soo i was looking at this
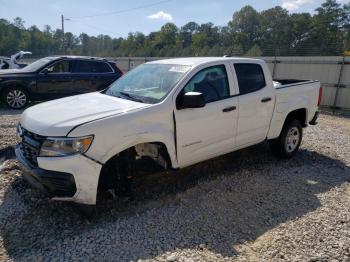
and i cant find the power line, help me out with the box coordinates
[68,0,173,20]
[68,19,121,36]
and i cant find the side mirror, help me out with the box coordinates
[181,92,205,109]
[41,68,49,75]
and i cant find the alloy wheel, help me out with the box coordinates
[6,89,27,109]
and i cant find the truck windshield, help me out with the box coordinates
[106,64,191,104]
[21,57,55,72]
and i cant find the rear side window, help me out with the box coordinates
[234,63,266,95]
[74,61,113,73]
[93,61,113,73]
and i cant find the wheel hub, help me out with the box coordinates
[6,90,27,108]
[285,127,300,153]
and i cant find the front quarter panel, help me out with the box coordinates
[68,102,177,167]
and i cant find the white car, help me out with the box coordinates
[15,57,321,208]
[0,51,32,70]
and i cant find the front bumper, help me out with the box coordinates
[15,145,102,205]
[15,145,77,197]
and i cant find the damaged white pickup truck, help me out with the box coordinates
[15,57,322,207]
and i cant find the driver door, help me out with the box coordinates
[174,64,239,167]
[36,59,74,99]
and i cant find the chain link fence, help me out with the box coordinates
[22,54,350,110]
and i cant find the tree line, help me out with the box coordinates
[0,0,349,58]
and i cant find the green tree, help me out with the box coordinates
[259,7,291,55]
[229,6,261,52]
[0,0,349,58]
[311,0,350,55]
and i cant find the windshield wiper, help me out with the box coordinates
[118,92,144,103]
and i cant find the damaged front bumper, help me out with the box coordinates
[15,145,102,205]
[15,145,77,197]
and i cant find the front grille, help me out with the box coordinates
[19,128,46,167]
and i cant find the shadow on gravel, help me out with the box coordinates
[0,146,15,166]
[1,144,349,261]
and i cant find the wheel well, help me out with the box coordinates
[1,83,28,97]
[284,108,307,127]
[97,142,171,192]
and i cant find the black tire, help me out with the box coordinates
[1,86,29,109]
[269,119,303,158]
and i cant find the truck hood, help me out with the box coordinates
[21,92,149,136]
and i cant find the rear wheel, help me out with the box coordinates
[2,87,28,109]
[269,120,303,158]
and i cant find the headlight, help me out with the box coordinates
[39,136,94,157]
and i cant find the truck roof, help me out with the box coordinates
[146,57,264,67]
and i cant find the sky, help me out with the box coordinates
[0,0,348,38]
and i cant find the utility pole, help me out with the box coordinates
[61,15,65,53]
[61,15,70,53]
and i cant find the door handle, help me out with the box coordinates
[261,97,272,103]
[222,106,237,112]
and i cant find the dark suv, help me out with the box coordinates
[0,56,123,109]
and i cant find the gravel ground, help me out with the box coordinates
[0,109,349,262]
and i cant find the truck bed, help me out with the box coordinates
[273,79,318,89]
[267,79,320,139]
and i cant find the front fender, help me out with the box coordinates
[0,80,31,96]
[68,104,178,168]
[101,131,177,167]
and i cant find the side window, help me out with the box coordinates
[74,61,113,73]
[74,60,94,73]
[234,63,266,95]
[182,65,230,103]
[93,62,113,73]
[47,60,71,73]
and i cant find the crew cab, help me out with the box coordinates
[15,57,321,207]
[0,56,123,109]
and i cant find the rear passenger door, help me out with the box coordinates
[72,60,116,94]
[233,63,275,147]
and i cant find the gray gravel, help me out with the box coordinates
[0,109,349,261]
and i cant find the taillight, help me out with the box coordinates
[317,86,323,107]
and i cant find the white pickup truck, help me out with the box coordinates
[15,57,321,207]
